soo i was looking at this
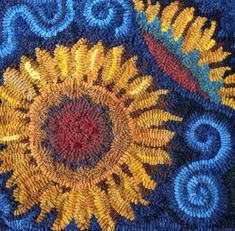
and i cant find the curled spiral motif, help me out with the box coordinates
[172,113,232,224]
[79,0,132,39]
[185,114,232,168]
[174,166,226,223]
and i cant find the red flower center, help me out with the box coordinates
[45,97,113,167]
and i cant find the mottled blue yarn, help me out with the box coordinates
[26,0,64,25]
[169,113,233,224]
[0,0,234,230]
[0,0,74,58]
[195,0,235,40]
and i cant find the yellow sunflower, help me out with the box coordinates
[0,38,181,230]
[133,0,235,109]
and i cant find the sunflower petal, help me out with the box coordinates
[135,128,175,147]
[86,42,104,85]
[125,76,152,97]
[92,186,115,231]
[107,177,135,220]
[128,90,168,112]
[54,45,71,80]
[135,109,182,128]
[127,155,156,190]
[102,46,123,85]
[71,38,88,81]
[135,145,172,165]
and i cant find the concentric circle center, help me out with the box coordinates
[29,80,135,188]
[45,97,114,167]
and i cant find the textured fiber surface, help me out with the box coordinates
[0,0,235,230]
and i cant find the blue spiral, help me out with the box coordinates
[170,113,233,224]
[0,0,74,58]
[173,166,226,223]
[184,114,232,171]
[77,0,133,40]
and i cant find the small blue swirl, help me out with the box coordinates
[84,0,115,28]
[173,167,226,222]
[185,114,232,171]
[76,0,133,42]
[170,113,233,224]
[0,0,74,58]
